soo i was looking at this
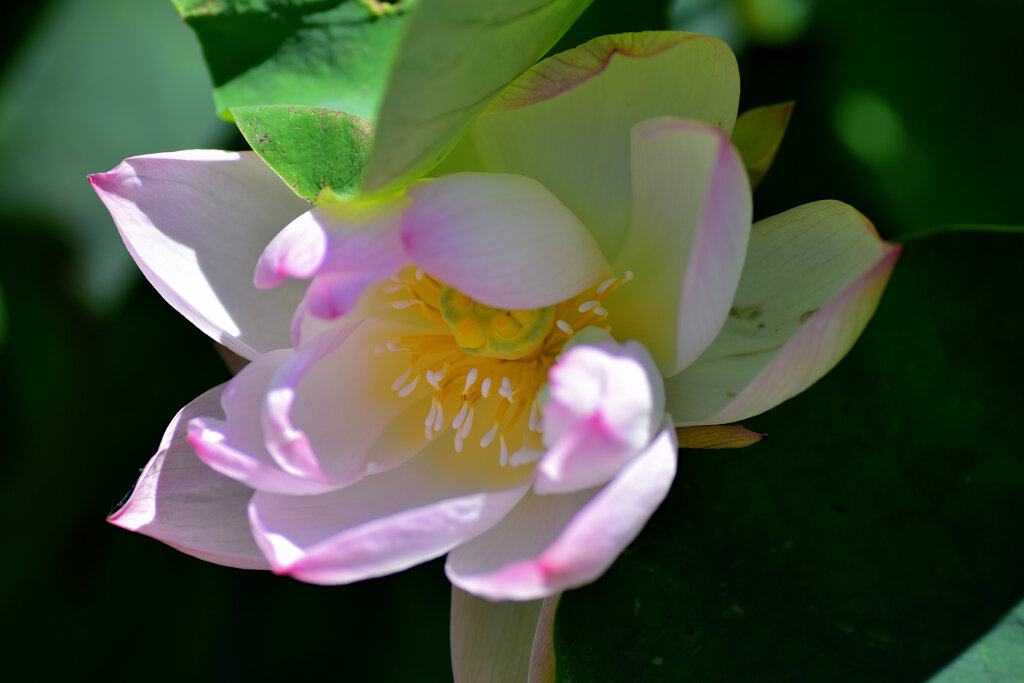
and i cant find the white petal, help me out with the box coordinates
[261,319,440,484]
[455,32,740,259]
[536,340,664,495]
[90,150,310,358]
[108,385,267,569]
[248,433,533,585]
[667,201,901,424]
[450,587,560,683]
[188,349,344,495]
[446,420,677,601]
[609,118,751,375]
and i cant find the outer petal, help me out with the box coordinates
[609,118,752,376]
[188,316,435,494]
[446,419,677,601]
[441,32,740,259]
[535,341,664,495]
[450,587,560,683]
[731,101,795,190]
[90,150,310,359]
[248,433,533,585]
[666,201,902,424]
[108,385,268,569]
[401,173,610,309]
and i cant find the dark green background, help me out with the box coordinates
[1,0,1020,680]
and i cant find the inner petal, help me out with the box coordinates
[401,172,612,310]
[266,319,439,483]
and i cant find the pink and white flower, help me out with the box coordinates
[92,31,900,679]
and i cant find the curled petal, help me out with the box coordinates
[447,32,739,259]
[261,319,437,486]
[109,385,267,569]
[255,196,410,289]
[90,150,310,359]
[248,435,533,585]
[256,197,412,327]
[446,420,677,601]
[252,211,328,288]
[401,173,610,309]
[188,349,344,495]
[667,201,902,424]
[536,340,664,495]
[610,118,751,375]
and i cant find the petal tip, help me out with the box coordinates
[87,168,124,196]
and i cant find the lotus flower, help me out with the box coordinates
[91,32,899,680]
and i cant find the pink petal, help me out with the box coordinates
[707,246,901,423]
[666,201,902,424]
[401,173,610,309]
[187,349,344,495]
[535,341,664,495]
[446,420,677,601]
[252,210,328,288]
[248,435,533,585]
[301,270,393,321]
[450,587,560,683]
[108,385,267,569]
[609,118,752,375]
[90,150,310,359]
[256,198,412,327]
[260,319,438,486]
[254,196,410,289]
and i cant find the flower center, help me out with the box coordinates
[377,268,632,464]
[439,286,555,360]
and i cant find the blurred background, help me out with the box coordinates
[1,0,1021,680]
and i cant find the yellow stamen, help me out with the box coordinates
[377,267,630,462]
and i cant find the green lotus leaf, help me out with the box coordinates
[232,105,373,202]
